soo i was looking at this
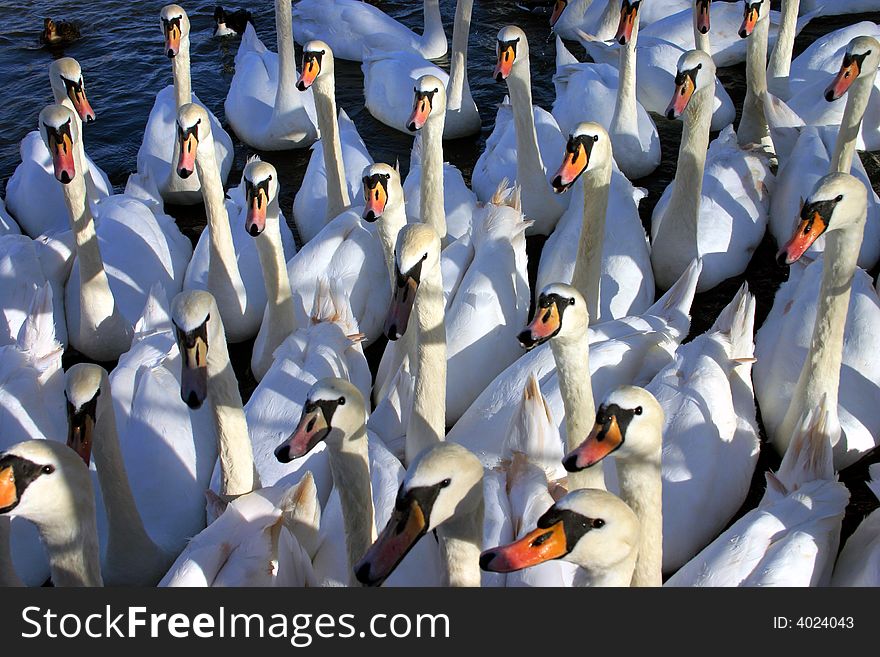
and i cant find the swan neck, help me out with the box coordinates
[255,212,297,346]
[508,62,551,199]
[617,452,662,587]
[573,552,638,587]
[421,116,447,243]
[275,0,297,109]
[550,332,604,491]
[693,2,711,54]
[314,76,350,220]
[405,264,446,465]
[377,202,407,285]
[38,490,103,587]
[171,36,192,109]
[832,75,874,173]
[447,0,474,110]
[421,0,446,53]
[437,485,483,587]
[766,0,799,97]
[571,159,611,320]
[739,15,771,147]
[598,0,621,37]
[610,19,639,139]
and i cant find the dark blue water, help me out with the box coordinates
[0,0,877,537]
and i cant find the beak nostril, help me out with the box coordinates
[185,391,202,410]
[274,444,291,463]
[248,224,260,237]
[562,452,580,472]
[479,552,496,570]
[354,561,372,584]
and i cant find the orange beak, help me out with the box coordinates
[776,207,829,266]
[562,416,623,472]
[666,73,696,120]
[407,93,432,132]
[615,4,639,46]
[550,0,567,27]
[47,128,76,184]
[551,141,589,193]
[297,57,320,91]
[354,495,429,586]
[363,180,388,222]
[385,264,420,340]
[274,407,330,463]
[68,85,96,123]
[825,61,859,102]
[164,22,181,57]
[480,521,568,572]
[696,0,711,35]
[246,186,268,236]
[517,301,562,349]
[176,324,209,410]
[66,406,95,467]
[176,132,198,179]
[494,45,515,82]
[739,5,758,38]
[0,466,17,513]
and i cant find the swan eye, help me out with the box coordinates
[634,406,643,415]
[592,134,599,142]
[569,297,575,305]
[42,465,55,475]
[440,478,451,488]
[338,396,345,405]
[835,194,843,202]
[591,518,605,529]
[422,253,428,261]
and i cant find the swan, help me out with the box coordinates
[136,5,234,205]
[473,27,568,236]
[447,259,701,471]
[5,57,111,239]
[181,104,295,344]
[402,75,478,245]
[356,442,485,587]
[362,0,480,139]
[666,401,849,586]
[160,477,320,587]
[832,464,880,586]
[552,1,661,180]
[575,2,736,132]
[41,104,192,361]
[292,41,374,244]
[274,378,442,586]
[0,440,102,586]
[564,386,664,587]
[538,121,654,322]
[0,199,18,236]
[799,0,880,18]
[644,285,760,574]
[755,173,880,471]
[651,50,772,292]
[223,0,318,150]
[292,0,447,62]
[550,0,691,42]
[766,38,880,270]
[480,487,640,587]
[64,364,182,586]
[639,0,816,68]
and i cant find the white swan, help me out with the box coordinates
[41,104,192,361]
[447,259,701,471]
[552,1,660,179]
[480,487,640,587]
[575,1,736,132]
[799,0,880,18]
[666,401,849,586]
[550,0,691,42]
[832,464,880,586]
[292,42,374,244]
[473,27,568,236]
[362,0,480,139]
[5,57,111,239]
[223,0,318,150]
[136,5,234,205]
[538,121,654,322]
[755,173,880,471]
[181,104,295,344]
[0,440,102,586]
[0,199,19,237]
[651,50,772,292]
[292,0,447,62]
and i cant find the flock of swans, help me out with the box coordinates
[1,0,880,588]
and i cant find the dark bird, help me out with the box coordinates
[41,18,81,46]
[213,6,253,37]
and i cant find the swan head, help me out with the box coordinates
[175,103,211,179]
[518,283,587,350]
[494,26,527,82]
[274,378,365,462]
[825,36,880,102]
[0,440,93,526]
[480,488,638,574]
[354,443,483,586]
[738,0,767,39]
[666,49,715,120]
[551,122,611,193]
[297,40,333,91]
[695,0,711,35]
[550,1,567,28]
[563,386,663,472]
[615,0,641,46]
[39,103,79,185]
[171,290,218,410]
[406,75,445,132]
[243,158,279,237]
[777,172,868,266]
[49,58,95,123]
[64,363,110,467]
[362,163,401,223]
[160,4,189,58]
[385,223,442,341]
